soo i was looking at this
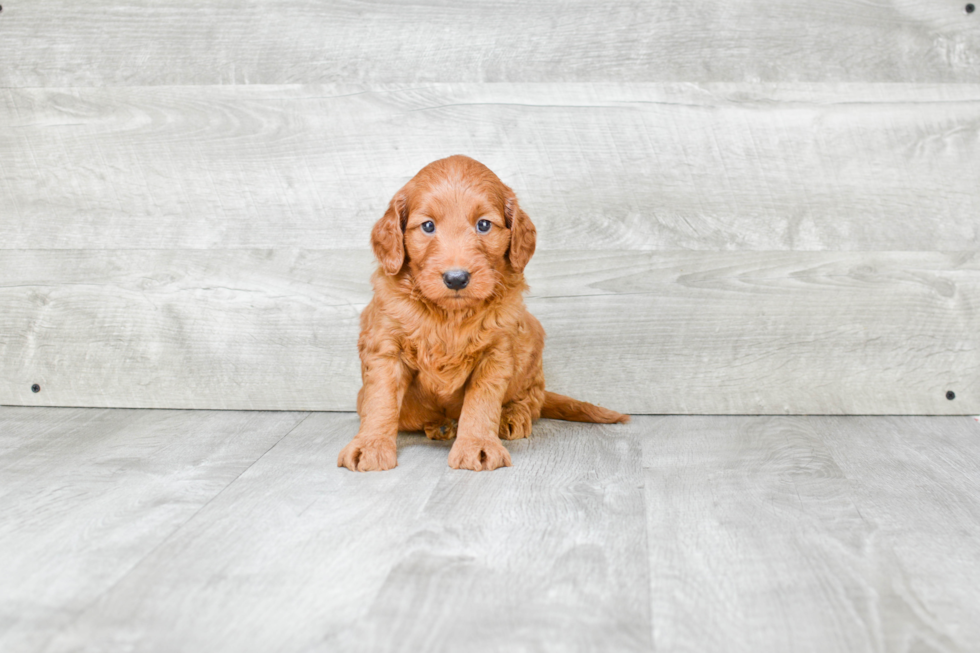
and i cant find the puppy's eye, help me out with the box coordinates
[421,220,435,234]
[476,219,492,234]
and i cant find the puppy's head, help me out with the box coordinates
[371,155,536,309]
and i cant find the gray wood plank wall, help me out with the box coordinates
[3,85,979,251]
[2,250,976,413]
[1,2,977,413]
[0,1,978,85]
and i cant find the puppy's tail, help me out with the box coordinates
[541,391,630,424]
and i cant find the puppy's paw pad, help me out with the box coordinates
[337,438,397,472]
[448,438,512,471]
[424,419,458,441]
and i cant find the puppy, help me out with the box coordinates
[338,155,628,472]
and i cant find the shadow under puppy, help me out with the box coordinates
[338,155,628,472]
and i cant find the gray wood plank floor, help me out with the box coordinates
[0,407,309,652]
[2,407,979,652]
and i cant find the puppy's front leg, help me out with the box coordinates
[449,350,513,471]
[338,355,412,472]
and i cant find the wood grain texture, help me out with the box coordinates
[3,84,979,251]
[39,412,454,653]
[817,416,980,652]
[0,1,978,86]
[1,249,976,414]
[0,249,371,411]
[643,415,980,652]
[22,412,649,653]
[5,409,980,651]
[0,406,308,653]
[317,419,650,653]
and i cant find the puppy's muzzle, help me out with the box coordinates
[442,269,470,290]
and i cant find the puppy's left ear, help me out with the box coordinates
[505,194,537,274]
[371,192,408,276]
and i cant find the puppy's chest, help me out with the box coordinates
[401,331,485,394]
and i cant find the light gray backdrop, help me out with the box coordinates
[1,1,977,414]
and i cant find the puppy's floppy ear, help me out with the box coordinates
[504,194,537,274]
[371,192,408,276]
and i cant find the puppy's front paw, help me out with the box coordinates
[337,437,397,472]
[448,438,512,471]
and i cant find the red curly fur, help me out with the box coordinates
[337,155,628,472]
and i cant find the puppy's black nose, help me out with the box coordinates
[443,269,470,290]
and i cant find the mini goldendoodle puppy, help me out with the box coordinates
[338,155,628,472]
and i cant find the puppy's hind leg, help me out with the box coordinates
[424,419,458,441]
[498,384,544,441]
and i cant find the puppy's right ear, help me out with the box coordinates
[371,193,408,276]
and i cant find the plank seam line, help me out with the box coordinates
[40,411,313,647]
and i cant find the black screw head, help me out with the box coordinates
[946,390,956,400]
[968,4,976,13]
[31,384,40,393]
